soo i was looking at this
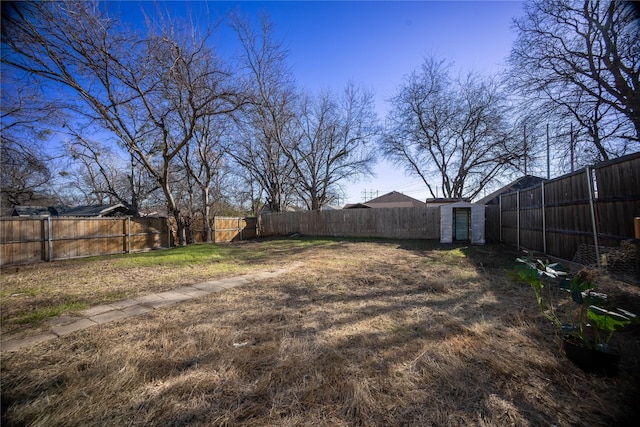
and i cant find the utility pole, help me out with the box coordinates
[523,123,527,175]
[546,123,550,179]
[362,189,378,201]
[570,122,575,173]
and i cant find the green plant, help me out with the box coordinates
[512,257,636,353]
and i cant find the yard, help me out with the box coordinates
[1,238,639,426]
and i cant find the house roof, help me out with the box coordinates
[12,206,56,217]
[12,204,131,217]
[477,175,546,205]
[343,191,426,209]
[62,204,129,217]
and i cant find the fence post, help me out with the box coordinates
[47,216,53,262]
[239,217,243,241]
[516,190,520,250]
[542,182,547,254]
[499,195,503,242]
[586,166,601,268]
[127,217,131,254]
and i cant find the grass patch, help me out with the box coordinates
[16,301,89,324]
[111,244,237,267]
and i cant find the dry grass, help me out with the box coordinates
[0,238,332,335]
[1,239,640,426]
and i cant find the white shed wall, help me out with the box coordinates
[439,202,485,244]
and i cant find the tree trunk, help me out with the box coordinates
[202,187,212,243]
[164,187,186,246]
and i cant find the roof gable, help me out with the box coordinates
[364,191,425,208]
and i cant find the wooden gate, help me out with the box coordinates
[213,216,257,242]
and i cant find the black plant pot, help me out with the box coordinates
[562,335,620,377]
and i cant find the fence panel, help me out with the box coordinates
[259,206,440,240]
[594,155,640,245]
[0,217,168,266]
[0,218,43,265]
[499,192,519,247]
[518,186,544,252]
[129,217,167,251]
[213,217,257,242]
[496,152,639,281]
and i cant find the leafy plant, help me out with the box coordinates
[512,257,637,353]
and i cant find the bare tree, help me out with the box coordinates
[232,15,380,211]
[509,0,639,161]
[231,118,297,213]
[178,114,232,242]
[383,58,520,200]
[292,84,379,210]
[230,14,300,213]
[63,133,158,214]
[0,70,60,212]
[2,1,238,244]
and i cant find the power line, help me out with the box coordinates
[361,189,379,201]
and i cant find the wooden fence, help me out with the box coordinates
[214,216,258,242]
[259,206,440,240]
[494,152,640,278]
[0,216,169,266]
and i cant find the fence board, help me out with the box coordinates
[0,217,169,266]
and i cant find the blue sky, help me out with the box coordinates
[113,1,525,205]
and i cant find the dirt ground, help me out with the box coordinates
[1,239,640,426]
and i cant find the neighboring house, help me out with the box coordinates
[11,204,132,217]
[259,204,298,215]
[343,191,426,209]
[11,206,58,217]
[477,175,546,206]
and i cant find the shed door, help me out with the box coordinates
[453,208,471,241]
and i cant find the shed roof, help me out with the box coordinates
[425,198,472,207]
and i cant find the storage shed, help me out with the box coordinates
[440,201,485,244]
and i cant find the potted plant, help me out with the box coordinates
[512,257,637,376]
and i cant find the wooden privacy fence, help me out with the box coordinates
[213,216,257,242]
[259,206,440,240]
[0,216,169,266]
[495,152,640,278]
